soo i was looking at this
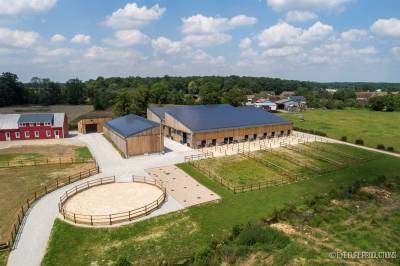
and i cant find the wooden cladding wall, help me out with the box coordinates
[126,127,163,156]
[103,125,127,156]
[193,123,293,145]
[78,117,112,134]
[147,109,162,124]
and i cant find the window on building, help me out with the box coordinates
[36,122,41,126]
[263,133,267,138]
[212,139,216,146]
[253,134,257,140]
[44,122,51,126]
[229,137,234,143]
[224,137,229,144]
[280,130,284,136]
[272,132,275,137]
[46,130,51,137]
[25,131,30,138]
[245,135,249,141]
[288,130,291,135]
[19,123,25,127]
[35,131,39,138]
[15,132,20,139]
[201,140,206,147]
[29,123,34,127]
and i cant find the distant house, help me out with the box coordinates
[246,95,256,104]
[280,91,295,98]
[276,99,299,112]
[355,92,377,103]
[0,113,68,141]
[254,100,277,111]
[289,96,307,110]
[325,88,337,94]
[268,96,281,102]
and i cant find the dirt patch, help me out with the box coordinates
[360,186,391,199]
[134,230,165,242]
[0,145,85,158]
[270,223,297,235]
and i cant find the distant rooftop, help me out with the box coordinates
[149,104,291,132]
[105,114,159,138]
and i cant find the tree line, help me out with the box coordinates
[1,72,400,116]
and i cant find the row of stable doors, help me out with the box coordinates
[4,130,61,141]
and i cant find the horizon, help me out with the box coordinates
[1,0,400,82]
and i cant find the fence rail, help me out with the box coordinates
[0,157,95,169]
[58,176,167,226]
[0,166,99,251]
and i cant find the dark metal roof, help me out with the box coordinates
[18,113,54,124]
[105,114,160,138]
[149,104,291,133]
[290,96,306,103]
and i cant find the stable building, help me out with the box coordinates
[147,104,293,148]
[103,114,163,157]
[0,113,68,141]
[78,117,112,134]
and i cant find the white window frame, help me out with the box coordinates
[24,131,30,138]
[44,122,51,126]
[36,122,41,126]
[19,123,25,127]
[15,132,20,139]
[34,131,39,138]
[29,123,34,127]
[46,130,51,138]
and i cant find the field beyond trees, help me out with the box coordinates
[279,109,400,152]
[41,146,400,266]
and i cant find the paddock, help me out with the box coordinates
[59,177,166,226]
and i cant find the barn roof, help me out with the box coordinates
[18,113,54,124]
[105,114,159,138]
[0,114,20,130]
[149,104,291,133]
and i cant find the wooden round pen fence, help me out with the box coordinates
[58,176,167,226]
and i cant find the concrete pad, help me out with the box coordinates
[146,165,221,208]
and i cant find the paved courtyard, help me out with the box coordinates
[146,165,221,207]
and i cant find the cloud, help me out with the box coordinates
[84,46,144,61]
[71,34,91,44]
[181,14,255,47]
[267,0,352,11]
[103,3,165,29]
[392,47,400,57]
[0,0,57,15]
[371,18,400,38]
[104,30,149,47]
[186,49,225,65]
[183,33,232,47]
[36,47,72,57]
[239,37,252,49]
[228,15,257,27]
[151,37,182,54]
[263,46,303,57]
[340,29,367,42]
[50,34,66,42]
[286,10,317,22]
[0,27,39,47]
[257,21,332,47]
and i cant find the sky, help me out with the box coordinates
[0,0,400,82]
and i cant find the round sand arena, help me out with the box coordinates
[63,182,164,215]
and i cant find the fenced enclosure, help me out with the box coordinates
[186,139,378,194]
[0,157,95,169]
[59,176,167,226]
[1,166,99,251]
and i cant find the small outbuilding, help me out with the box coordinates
[103,114,163,158]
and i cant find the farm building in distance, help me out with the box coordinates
[103,114,163,158]
[0,113,68,141]
[147,104,293,148]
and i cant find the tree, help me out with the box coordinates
[66,78,86,104]
[222,87,246,106]
[129,86,152,116]
[0,72,26,106]
[114,92,133,116]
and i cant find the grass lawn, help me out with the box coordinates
[41,146,400,265]
[0,153,42,162]
[74,147,92,159]
[0,162,96,246]
[278,108,400,152]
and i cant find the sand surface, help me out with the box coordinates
[64,182,163,215]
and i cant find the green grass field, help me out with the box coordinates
[41,146,400,265]
[74,147,92,159]
[278,109,400,152]
[0,153,42,162]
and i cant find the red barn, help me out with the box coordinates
[0,113,68,141]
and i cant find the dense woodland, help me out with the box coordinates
[1,72,400,116]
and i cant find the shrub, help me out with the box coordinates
[113,257,131,266]
[387,146,395,152]
[376,144,385,150]
[237,223,290,249]
[341,136,347,142]
[355,139,364,145]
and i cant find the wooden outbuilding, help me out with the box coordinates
[78,117,112,134]
[147,104,293,148]
[103,114,163,158]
